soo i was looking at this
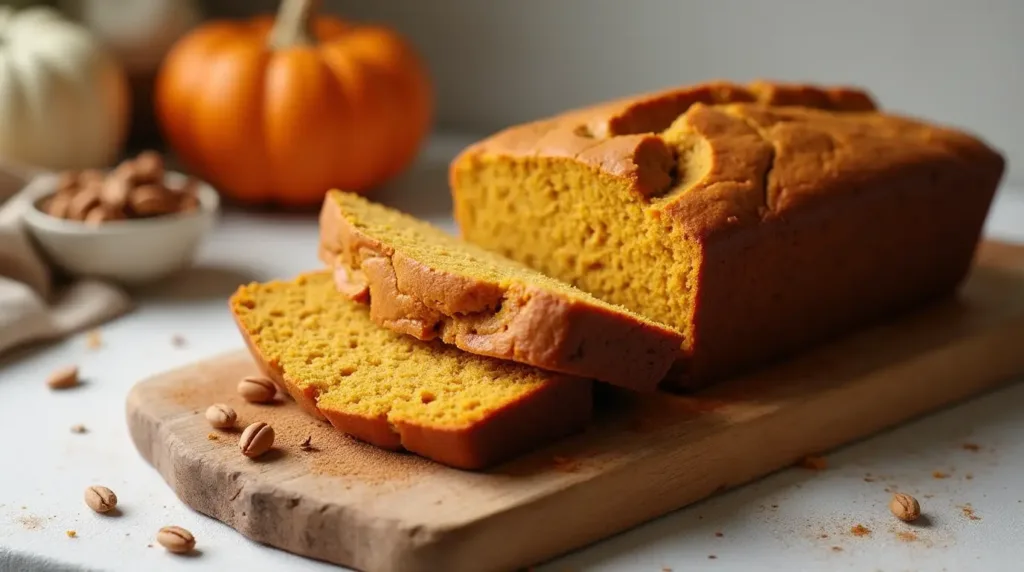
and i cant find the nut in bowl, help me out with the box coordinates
[22,152,220,287]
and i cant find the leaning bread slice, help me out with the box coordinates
[229,272,591,470]
[318,190,684,392]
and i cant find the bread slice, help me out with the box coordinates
[450,80,1005,386]
[229,272,591,470]
[318,190,685,392]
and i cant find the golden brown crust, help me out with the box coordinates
[228,281,593,470]
[318,193,685,392]
[449,79,1006,386]
[453,79,1004,242]
[453,80,874,163]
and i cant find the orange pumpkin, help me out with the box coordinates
[154,0,432,207]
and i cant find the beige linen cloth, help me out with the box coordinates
[0,164,132,356]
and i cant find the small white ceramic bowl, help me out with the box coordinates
[22,171,220,287]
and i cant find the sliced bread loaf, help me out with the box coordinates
[318,190,685,392]
[450,80,1005,386]
[229,272,591,470]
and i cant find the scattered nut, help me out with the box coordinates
[79,169,105,187]
[239,422,275,458]
[66,185,101,220]
[70,424,87,434]
[129,184,177,217]
[134,151,165,183]
[45,193,72,218]
[47,366,79,389]
[84,485,118,513]
[156,525,195,554]
[55,171,78,192]
[99,172,131,210]
[85,329,102,349]
[237,376,277,403]
[890,493,921,522]
[205,404,237,429]
[84,203,126,226]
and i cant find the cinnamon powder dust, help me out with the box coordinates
[959,504,981,521]
[164,371,440,485]
[850,524,871,537]
[895,531,918,542]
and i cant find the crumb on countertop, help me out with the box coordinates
[962,443,981,452]
[85,330,102,349]
[850,524,871,537]
[66,530,77,538]
[959,504,981,521]
[207,433,218,441]
[933,471,951,479]
[896,531,918,542]
[70,424,87,434]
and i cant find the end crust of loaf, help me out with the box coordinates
[228,276,592,470]
[318,191,685,392]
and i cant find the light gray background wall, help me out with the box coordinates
[209,0,1024,187]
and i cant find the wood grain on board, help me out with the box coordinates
[127,241,1024,572]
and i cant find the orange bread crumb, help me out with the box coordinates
[318,190,684,391]
[229,272,591,470]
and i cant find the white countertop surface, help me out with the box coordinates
[1,134,1023,572]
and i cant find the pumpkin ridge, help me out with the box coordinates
[154,5,431,206]
[198,39,274,199]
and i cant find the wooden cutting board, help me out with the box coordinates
[127,241,1024,572]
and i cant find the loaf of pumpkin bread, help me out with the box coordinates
[229,272,591,470]
[318,190,684,392]
[450,80,1006,387]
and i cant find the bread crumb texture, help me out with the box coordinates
[229,272,589,468]
[332,189,654,315]
[233,272,558,426]
[320,190,684,390]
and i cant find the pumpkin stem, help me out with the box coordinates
[269,0,320,50]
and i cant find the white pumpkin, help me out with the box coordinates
[58,0,202,75]
[0,6,130,171]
